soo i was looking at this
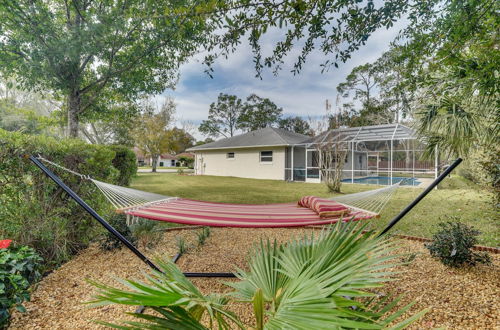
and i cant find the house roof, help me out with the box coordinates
[187,127,310,151]
[301,123,416,145]
[159,154,177,160]
[176,152,195,158]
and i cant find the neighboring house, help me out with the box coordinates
[158,154,177,167]
[132,148,180,167]
[187,127,309,180]
[133,147,150,166]
[188,124,435,183]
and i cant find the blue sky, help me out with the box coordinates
[162,18,409,140]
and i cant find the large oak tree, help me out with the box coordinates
[0,0,212,137]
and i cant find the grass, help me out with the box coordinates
[138,166,189,170]
[131,173,499,246]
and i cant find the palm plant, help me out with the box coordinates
[89,221,426,329]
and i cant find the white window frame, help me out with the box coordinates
[260,150,273,164]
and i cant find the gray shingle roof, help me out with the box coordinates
[188,127,309,151]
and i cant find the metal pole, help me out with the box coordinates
[305,147,308,182]
[390,140,393,185]
[29,156,236,278]
[376,152,379,176]
[291,145,294,181]
[434,146,438,179]
[378,158,462,237]
[351,142,354,183]
[412,140,415,186]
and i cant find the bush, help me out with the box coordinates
[426,220,491,267]
[458,144,500,202]
[0,129,135,269]
[0,242,43,328]
[109,145,137,186]
[99,214,136,251]
[177,156,194,168]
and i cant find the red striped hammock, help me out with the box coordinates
[122,198,377,228]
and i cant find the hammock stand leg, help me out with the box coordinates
[378,158,462,237]
[29,155,236,278]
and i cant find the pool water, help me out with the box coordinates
[342,176,421,186]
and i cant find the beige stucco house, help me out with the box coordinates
[187,127,308,180]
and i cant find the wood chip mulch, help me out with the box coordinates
[9,227,500,329]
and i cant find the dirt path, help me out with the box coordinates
[9,227,500,329]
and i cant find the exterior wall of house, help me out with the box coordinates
[194,146,286,180]
[158,158,176,167]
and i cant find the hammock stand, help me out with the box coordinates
[29,155,462,278]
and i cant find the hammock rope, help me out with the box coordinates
[36,156,401,226]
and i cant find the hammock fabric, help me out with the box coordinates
[122,199,376,228]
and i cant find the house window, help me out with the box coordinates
[227,152,235,159]
[260,151,273,162]
[159,162,164,167]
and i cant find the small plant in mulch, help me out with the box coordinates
[196,227,211,246]
[0,240,43,328]
[426,220,491,268]
[130,219,162,250]
[176,236,188,255]
[400,249,420,266]
[99,214,137,251]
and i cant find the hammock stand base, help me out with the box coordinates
[29,155,462,278]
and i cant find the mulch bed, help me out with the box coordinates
[9,227,499,329]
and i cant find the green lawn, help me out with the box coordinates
[131,173,499,246]
[138,166,189,170]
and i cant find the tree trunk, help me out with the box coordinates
[151,155,158,172]
[68,91,81,138]
[319,143,347,193]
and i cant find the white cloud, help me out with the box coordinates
[164,16,409,141]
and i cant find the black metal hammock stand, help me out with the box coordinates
[29,155,462,278]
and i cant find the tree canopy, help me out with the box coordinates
[199,93,243,138]
[131,99,175,172]
[278,116,313,136]
[0,0,212,137]
[238,94,283,131]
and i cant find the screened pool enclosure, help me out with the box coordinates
[284,124,438,186]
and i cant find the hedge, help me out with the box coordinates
[0,129,137,268]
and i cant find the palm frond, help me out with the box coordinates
[88,258,243,329]
[227,221,424,329]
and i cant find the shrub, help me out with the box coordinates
[426,220,491,267]
[109,145,137,186]
[0,129,135,268]
[458,144,500,202]
[0,242,43,328]
[177,156,194,168]
[99,214,136,251]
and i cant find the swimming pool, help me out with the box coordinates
[342,176,421,186]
